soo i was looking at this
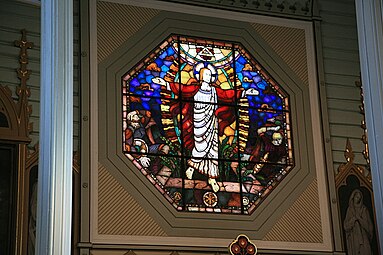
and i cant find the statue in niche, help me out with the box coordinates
[343,189,373,255]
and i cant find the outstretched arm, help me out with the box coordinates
[152,77,200,97]
[152,77,170,91]
[242,88,259,97]
[215,87,259,103]
[215,87,244,103]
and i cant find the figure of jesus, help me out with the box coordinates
[153,64,258,192]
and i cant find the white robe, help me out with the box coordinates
[188,87,219,178]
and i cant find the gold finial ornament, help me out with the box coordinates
[344,138,354,163]
[14,29,33,134]
[356,78,370,167]
[0,29,33,141]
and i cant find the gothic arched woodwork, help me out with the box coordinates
[0,29,33,143]
[0,99,10,128]
[0,29,33,255]
[0,85,30,141]
[336,139,380,254]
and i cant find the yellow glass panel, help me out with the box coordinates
[181,70,191,83]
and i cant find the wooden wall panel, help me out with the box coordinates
[97,1,160,63]
[251,23,308,86]
[0,0,81,150]
[318,0,365,172]
[98,163,167,236]
[262,179,322,243]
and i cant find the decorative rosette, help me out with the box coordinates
[229,234,257,255]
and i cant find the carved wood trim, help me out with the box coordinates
[0,29,34,255]
[22,145,39,255]
[335,139,380,254]
[335,139,372,190]
[158,0,314,19]
[356,77,370,168]
[0,29,33,142]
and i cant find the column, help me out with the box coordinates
[36,0,73,254]
[355,0,383,250]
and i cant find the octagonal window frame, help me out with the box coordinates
[121,34,294,215]
[96,9,322,238]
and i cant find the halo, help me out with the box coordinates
[193,62,217,82]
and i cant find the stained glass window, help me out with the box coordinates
[122,35,293,214]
